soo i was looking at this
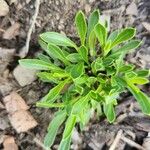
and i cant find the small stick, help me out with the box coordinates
[121,135,145,150]
[24,0,40,57]
[109,129,123,150]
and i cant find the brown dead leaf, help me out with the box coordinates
[3,23,20,40]
[3,136,18,150]
[142,22,150,32]
[9,110,38,133]
[3,92,29,114]
[0,0,9,16]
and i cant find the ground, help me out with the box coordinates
[0,0,150,150]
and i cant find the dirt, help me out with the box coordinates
[0,0,150,150]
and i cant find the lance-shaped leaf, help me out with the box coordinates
[58,136,71,150]
[78,46,88,63]
[87,9,100,40]
[94,23,107,47]
[111,28,136,48]
[44,110,66,148]
[37,53,51,63]
[40,32,77,50]
[47,43,70,65]
[62,115,76,140]
[41,78,71,103]
[66,53,82,63]
[127,82,150,114]
[136,70,149,77]
[19,59,62,71]
[70,62,85,79]
[103,102,116,123]
[107,30,119,42]
[75,11,87,45]
[129,77,149,85]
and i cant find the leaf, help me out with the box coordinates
[62,115,76,139]
[72,94,90,114]
[36,102,65,108]
[41,78,70,103]
[129,77,149,85]
[94,23,107,47]
[70,63,85,78]
[78,46,88,63]
[75,11,87,45]
[40,32,77,50]
[47,43,70,65]
[66,53,82,63]
[103,40,112,56]
[37,53,51,63]
[119,64,134,72]
[127,82,150,114]
[87,9,100,40]
[107,30,119,42]
[89,30,97,56]
[136,70,149,77]
[44,110,66,148]
[19,59,62,71]
[103,102,116,123]
[111,28,136,47]
[58,136,71,150]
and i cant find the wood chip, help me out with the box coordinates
[142,22,150,32]
[8,110,38,133]
[3,136,18,150]
[0,0,9,16]
[3,92,29,114]
[3,23,20,40]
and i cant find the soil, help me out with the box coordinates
[0,0,150,150]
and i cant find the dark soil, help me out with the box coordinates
[0,0,150,150]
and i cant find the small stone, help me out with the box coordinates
[0,0,9,16]
[0,117,9,130]
[126,2,138,16]
[85,4,91,14]
[9,110,38,133]
[142,22,150,32]
[13,65,37,87]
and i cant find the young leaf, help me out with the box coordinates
[78,45,88,63]
[87,9,100,40]
[94,23,107,47]
[44,111,66,148]
[103,103,116,123]
[136,70,149,77]
[111,28,136,47]
[66,53,82,63]
[37,53,51,63]
[47,43,70,65]
[70,62,85,78]
[19,59,62,71]
[107,30,119,42]
[75,11,87,45]
[41,78,71,103]
[58,136,71,150]
[129,77,149,85]
[62,115,76,140]
[40,32,77,50]
[119,64,134,72]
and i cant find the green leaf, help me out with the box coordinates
[40,32,77,50]
[94,23,107,47]
[75,11,87,45]
[87,9,100,40]
[37,53,51,63]
[41,78,70,103]
[89,30,97,56]
[107,30,119,42]
[104,103,116,123]
[70,63,85,78]
[129,77,149,85]
[66,53,82,63]
[19,59,62,71]
[111,28,136,47]
[44,110,66,148]
[103,40,112,56]
[78,46,88,63]
[62,115,76,139]
[136,70,149,77]
[127,82,150,114]
[47,43,70,65]
[119,64,134,72]
[58,136,71,150]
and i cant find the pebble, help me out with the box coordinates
[0,0,9,16]
[126,2,138,16]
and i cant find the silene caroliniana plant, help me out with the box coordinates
[19,10,150,150]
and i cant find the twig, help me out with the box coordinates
[23,0,40,57]
[121,135,145,150]
[109,129,123,150]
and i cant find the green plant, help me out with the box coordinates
[19,10,150,150]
